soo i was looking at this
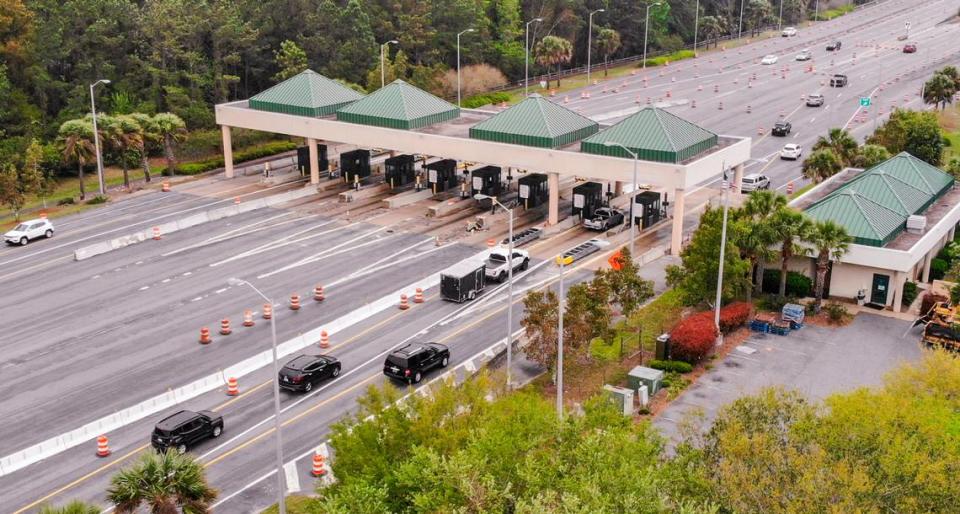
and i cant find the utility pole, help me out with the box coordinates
[456,29,475,108]
[693,0,701,57]
[642,3,662,70]
[586,9,605,87]
[714,163,729,348]
[525,18,544,96]
[90,79,111,196]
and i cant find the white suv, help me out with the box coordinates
[780,143,803,160]
[740,174,771,192]
[4,218,55,245]
[782,27,798,37]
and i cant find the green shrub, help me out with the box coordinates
[819,4,854,20]
[648,359,693,373]
[86,195,108,205]
[57,197,75,206]
[641,50,695,68]
[461,92,512,109]
[931,258,949,280]
[824,302,851,323]
[175,141,297,175]
[762,270,812,297]
[758,294,797,312]
[902,281,919,308]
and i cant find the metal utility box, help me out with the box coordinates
[655,333,671,360]
[572,181,604,219]
[385,154,416,188]
[634,191,663,230]
[471,166,502,197]
[426,159,459,193]
[627,366,665,395]
[602,385,635,416]
[518,173,548,209]
[340,149,371,184]
[297,145,328,176]
[440,260,486,303]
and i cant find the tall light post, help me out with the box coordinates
[525,17,544,96]
[380,40,398,88]
[227,278,286,514]
[713,163,730,348]
[586,9,605,87]
[778,0,784,31]
[642,3,662,70]
[556,254,572,419]
[814,0,820,22]
[90,79,110,196]
[604,141,639,255]
[456,29,475,108]
[738,0,745,39]
[693,0,700,57]
[475,193,515,388]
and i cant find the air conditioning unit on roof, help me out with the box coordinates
[906,214,926,234]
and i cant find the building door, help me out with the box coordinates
[871,274,890,305]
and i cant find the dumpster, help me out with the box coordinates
[572,181,604,219]
[296,145,328,176]
[634,191,663,230]
[426,159,459,193]
[471,166,502,197]
[518,173,548,209]
[385,154,416,188]
[341,149,371,184]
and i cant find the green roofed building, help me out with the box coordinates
[580,107,718,163]
[336,79,459,130]
[248,69,364,117]
[805,152,954,247]
[468,94,599,148]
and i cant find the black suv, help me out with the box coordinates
[772,121,792,136]
[151,410,223,454]
[383,343,450,384]
[830,74,848,87]
[826,41,841,51]
[279,354,341,392]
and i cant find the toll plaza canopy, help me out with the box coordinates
[580,107,718,164]
[468,93,599,148]
[335,79,460,130]
[248,69,364,117]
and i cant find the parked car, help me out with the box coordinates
[383,343,450,384]
[795,49,812,61]
[4,218,54,245]
[772,121,792,136]
[806,93,825,107]
[151,410,223,454]
[830,74,848,87]
[826,40,842,51]
[780,143,803,160]
[903,43,917,53]
[760,54,779,65]
[740,174,771,192]
[278,355,341,393]
[782,27,798,37]
[583,207,625,231]
[484,247,530,282]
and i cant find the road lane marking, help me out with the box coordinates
[283,461,301,493]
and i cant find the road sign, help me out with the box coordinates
[859,97,871,107]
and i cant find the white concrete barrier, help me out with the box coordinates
[382,189,433,209]
[427,197,473,217]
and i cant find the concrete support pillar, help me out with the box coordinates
[548,172,560,225]
[670,188,686,256]
[221,125,234,179]
[733,163,744,194]
[307,138,320,185]
[922,250,934,283]
[892,271,906,312]
[614,181,625,196]
[950,225,956,241]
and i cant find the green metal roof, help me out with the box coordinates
[336,79,459,130]
[579,107,718,163]
[805,152,955,247]
[468,94,599,148]
[248,70,364,117]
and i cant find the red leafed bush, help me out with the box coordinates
[670,311,718,363]
[718,302,752,333]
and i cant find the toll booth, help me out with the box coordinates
[518,173,548,209]
[341,149,371,184]
[634,191,663,229]
[385,154,416,188]
[426,159,458,193]
[471,166,502,197]
[296,145,328,176]
[572,181,604,219]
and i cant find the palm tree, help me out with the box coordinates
[808,220,851,312]
[769,208,813,297]
[111,115,144,190]
[39,500,102,514]
[813,128,858,166]
[130,113,158,183]
[595,28,621,77]
[802,148,842,183]
[107,450,217,513]
[153,113,187,176]
[741,190,788,296]
[938,65,960,89]
[745,0,773,37]
[535,35,573,88]
[852,144,891,169]
[58,119,97,200]
[923,72,956,111]
[699,16,725,49]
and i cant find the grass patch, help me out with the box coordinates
[818,4,855,21]
[261,495,320,514]
[641,50,695,68]
[789,182,815,200]
[609,288,684,355]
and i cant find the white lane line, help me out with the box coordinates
[161,212,300,257]
[215,288,228,294]
[209,221,344,267]
[326,239,437,288]
[283,461,301,493]
[256,226,391,279]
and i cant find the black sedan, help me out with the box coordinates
[278,355,342,392]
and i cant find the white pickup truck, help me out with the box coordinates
[484,247,530,282]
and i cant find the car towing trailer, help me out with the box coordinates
[440,260,486,303]
[426,159,459,193]
[341,149,371,184]
[385,154,416,188]
[518,173,548,209]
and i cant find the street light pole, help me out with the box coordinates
[586,9,605,87]
[456,29,475,108]
[525,18,544,96]
[778,0,784,31]
[738,0,745,39]
[227,278,286,514]
[604,142,639,256]
[90,79,111,196]
[814,0,820,22]
[714,163,729,348]
[557,256,567,419]
[380,40,398,88]
[693,0,700,57]
[642,3,662,70]
[474,194,515,388]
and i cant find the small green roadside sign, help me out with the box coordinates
[860,97,871,107]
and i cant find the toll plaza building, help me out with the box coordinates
[215,70,751,256]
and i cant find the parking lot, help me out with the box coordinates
[655,312,923,443]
